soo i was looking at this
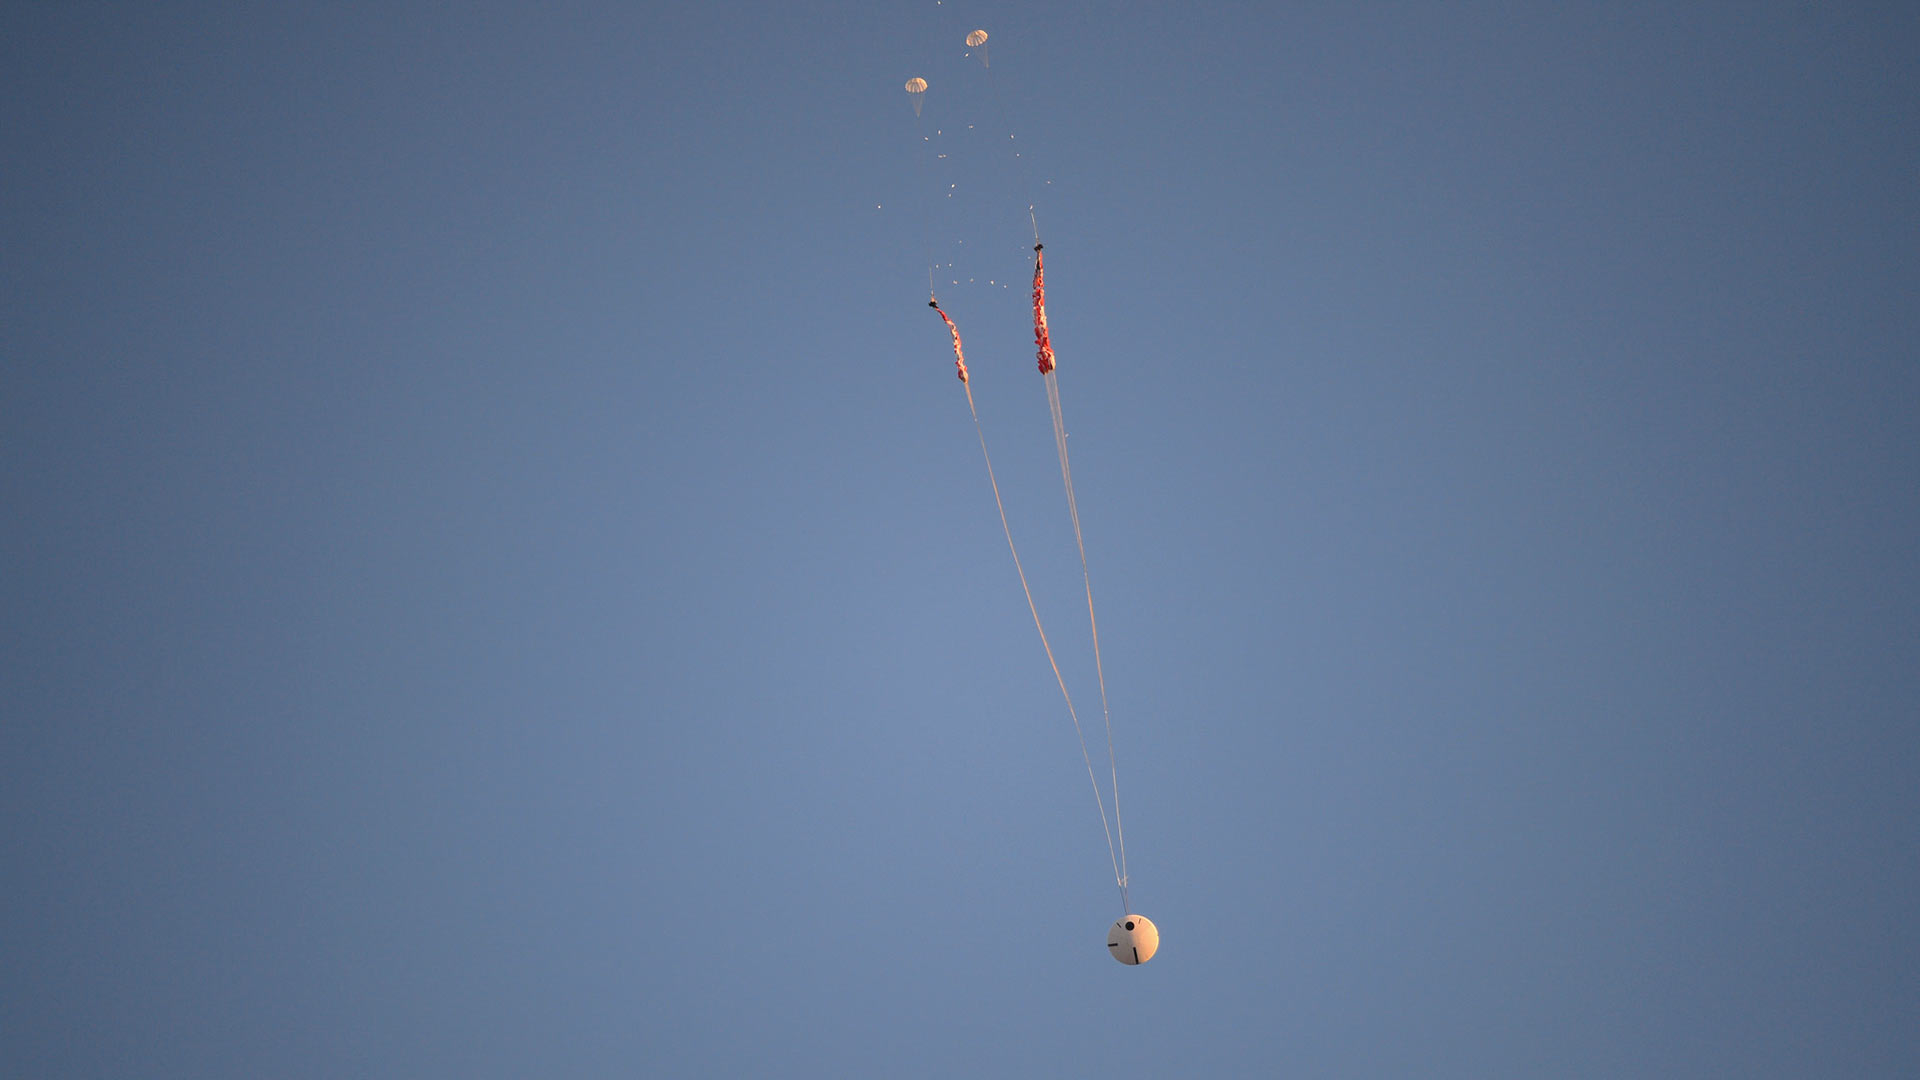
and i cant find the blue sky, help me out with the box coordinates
[4,2,1917,1076]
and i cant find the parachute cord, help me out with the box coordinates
[974,36,1045,256]
[961,378,1126,899]
[913,110,939,300]
[1043,367,1129,905]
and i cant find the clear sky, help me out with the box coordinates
[4,2,1917,1076]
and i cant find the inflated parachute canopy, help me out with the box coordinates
[904,76,928,116]
[1107,914,1159,966]
[966,29,989,66]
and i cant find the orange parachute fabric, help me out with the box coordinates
[929,299,969,383]
[1032,244,1055,375]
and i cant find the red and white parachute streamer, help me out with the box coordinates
[929,298,969,383]
[1032,244,1056,375]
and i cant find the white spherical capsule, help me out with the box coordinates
[1107,913,1159,966]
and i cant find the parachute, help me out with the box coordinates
[902,25,1155,967]
[966,29,989,67]
[1032,244,1055,375]
[929,299,968,383]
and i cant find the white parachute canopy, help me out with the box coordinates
[965,29,989,67]
[904,76,928,116]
